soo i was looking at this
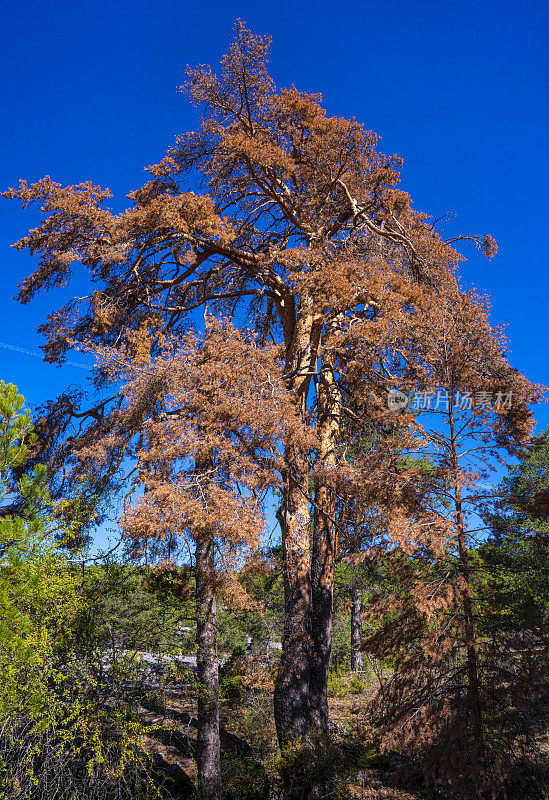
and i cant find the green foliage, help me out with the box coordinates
[356,750,391,770]
[478,426,549,636]
[0,382,78,719]
[73,561,192,656]
[276,741,340,800]
[222,760,269,800]
[474,535,549,634]
[0,383,162,799]
[398,454,438,476]
[0,380,543,798]
[219,646,247,699]
[348,675,368,695]
[503,425,549,518]
[216,607,251,654]
[327,671,368,698]
[328,592,353,670]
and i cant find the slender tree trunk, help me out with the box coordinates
[448,401,484,755]
[461,571,484,753]
[455,511,484,754]
[195,531,221,800]
[310,360,340,731]
[350,586,363,672]
[274,304,320,747]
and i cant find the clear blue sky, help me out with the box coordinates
[1,0,547,427]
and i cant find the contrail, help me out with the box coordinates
[0,342,91,370]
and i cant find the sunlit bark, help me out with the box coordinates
[350,586,364,672]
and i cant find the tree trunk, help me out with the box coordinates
[462,579,484,753]
[274,304,320,748]
[448,400,484,756]
[195,531,221,800]
[274,459,312,747]
[310,361,340,732]
[350,586,363,672]
[310,497,334,732]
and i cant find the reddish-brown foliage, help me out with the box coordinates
[4,24,528,776]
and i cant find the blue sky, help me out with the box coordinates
[0,0,547,548]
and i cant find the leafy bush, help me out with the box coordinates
[328,671,368,698]
[0,383,162,799]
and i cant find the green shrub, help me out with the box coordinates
[348,675,368,695]
[327,671,348,698]
[357,749,392,770]
[0,383,160,799]
[328,671,368,698]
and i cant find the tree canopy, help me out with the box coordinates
[3,21,546,800]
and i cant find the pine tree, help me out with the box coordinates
[4,22,500,751]
[361,291,544,798]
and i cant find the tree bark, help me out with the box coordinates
[195,531,221,799]
[274,462,312,747]
[448,399,484,756]
[310,497,334,732]
[350,586,364,672]
[310,361,340,732]
[274,304,320,747]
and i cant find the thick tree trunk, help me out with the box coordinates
[274,454,313,746]
[310,500,334,732]
[274,305,320,748]
[350,586,363,672]
[195,531,221,800]
[310,362,340,732]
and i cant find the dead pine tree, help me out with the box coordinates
[100,320,301,796]
[3,21,499,753]
[361,289,543,798]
